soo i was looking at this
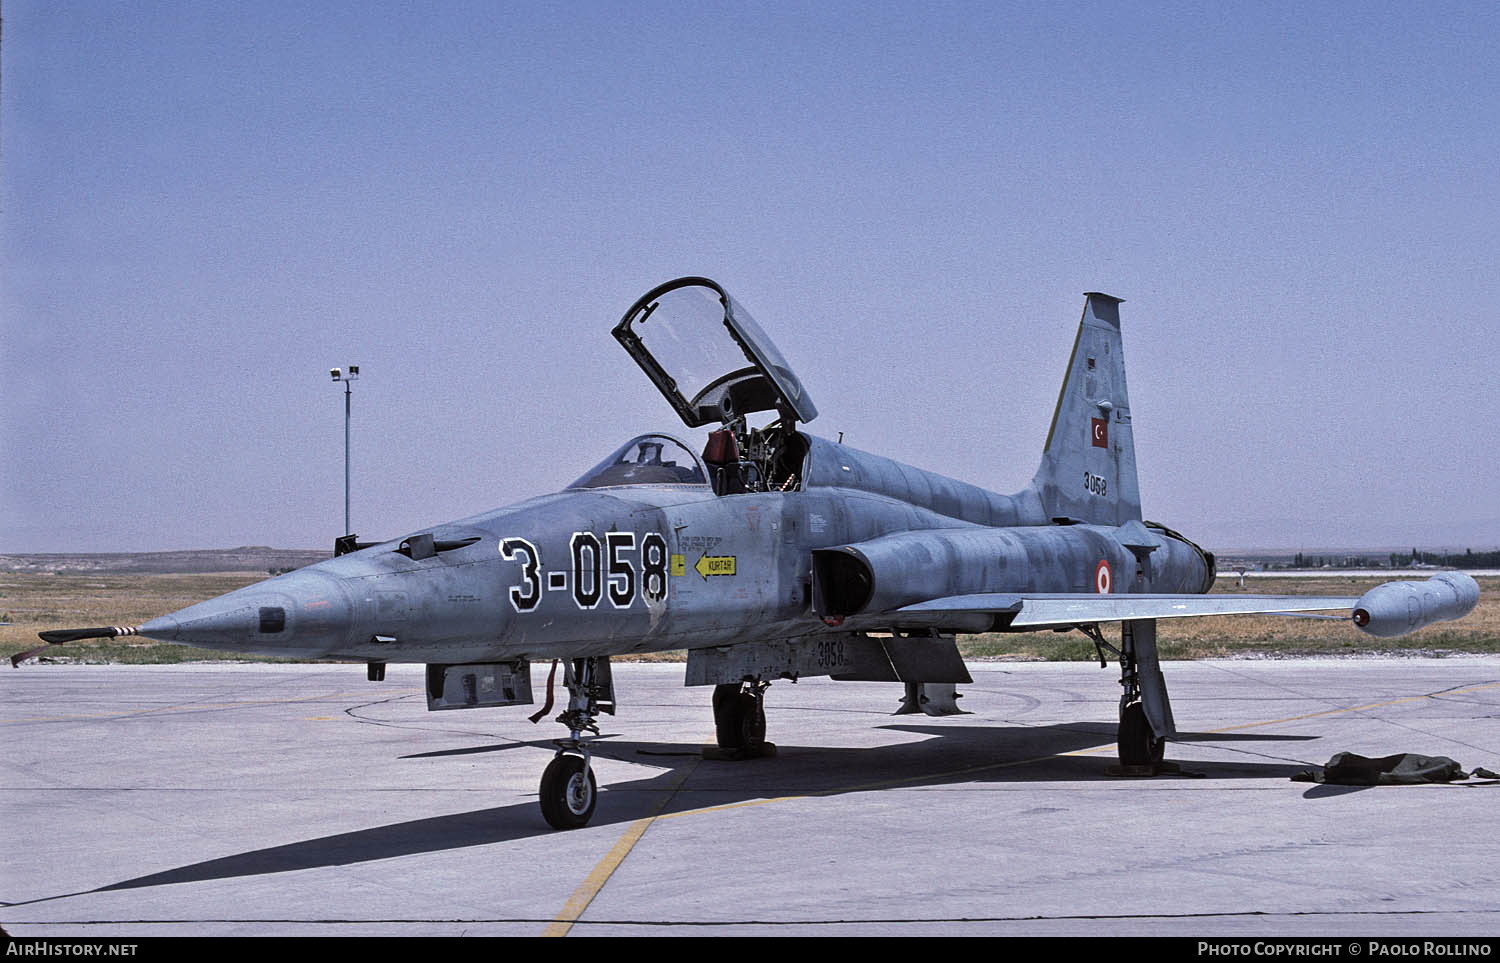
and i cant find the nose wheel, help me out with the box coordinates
[540,753,597,829]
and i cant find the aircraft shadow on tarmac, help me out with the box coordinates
[399,733,623,759]
[73,720,1327,897]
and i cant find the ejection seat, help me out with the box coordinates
[703,429,748,496]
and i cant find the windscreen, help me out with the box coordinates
[567,434,708,489]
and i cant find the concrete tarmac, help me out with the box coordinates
[2,659,1498,937]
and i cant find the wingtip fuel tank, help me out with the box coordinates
[1351,572,1481,638]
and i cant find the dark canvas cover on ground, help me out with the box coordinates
[1294,752,1469,785]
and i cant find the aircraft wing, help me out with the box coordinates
[894,593,1360,628]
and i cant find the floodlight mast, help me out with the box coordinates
[330,365,359,535]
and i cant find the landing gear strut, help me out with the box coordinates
[1082,619,1170,770]
[539,657,614,829]
[710,679,774,758]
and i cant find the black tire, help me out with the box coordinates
[737,692,766,750]
[713,683,745,749]
[1118,702,1164,767]
[539,754,597,830]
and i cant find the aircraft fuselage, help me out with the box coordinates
[137,430,1213,665]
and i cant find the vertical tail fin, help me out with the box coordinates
[1030,293,1142,526]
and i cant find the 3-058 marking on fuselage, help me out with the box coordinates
[1084,471,1107,497]
[502,531,668,613]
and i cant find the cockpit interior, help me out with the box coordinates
[568,427,808,497]
[568,435,705,489]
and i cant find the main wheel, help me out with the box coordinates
[737,692,766,750]
[540,754,597,829]
[713,683,745,749]
[1118,701,1164,767]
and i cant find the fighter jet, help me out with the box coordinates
[27,277,1480,829]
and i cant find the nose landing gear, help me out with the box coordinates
[539,657,614,829]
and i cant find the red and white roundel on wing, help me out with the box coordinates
[1095,559,1112,594]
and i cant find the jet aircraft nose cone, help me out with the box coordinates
[140,598,258,647]
[137,614,181,640]
[139,568,354,657]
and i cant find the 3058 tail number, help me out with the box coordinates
[499,533,670,613]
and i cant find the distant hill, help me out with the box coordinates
[0,548,330,574]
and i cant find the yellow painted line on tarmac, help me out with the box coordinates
[542,816,655,938]
[1058,680,1500,755]
[1191,680,1500,736]
[542,757,700,938]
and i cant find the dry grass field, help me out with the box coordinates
[1,571,1495,665]
[0,572,277,664]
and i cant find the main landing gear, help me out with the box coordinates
[539,657,614,829]
[1117,701,1163,767]
[1083,619,1170,770]
[709,679,775,759]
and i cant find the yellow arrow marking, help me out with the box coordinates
[694,554,736,579]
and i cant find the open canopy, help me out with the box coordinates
[612,277,818,428]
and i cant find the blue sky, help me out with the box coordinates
[4,1,1497,553]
